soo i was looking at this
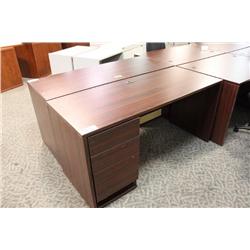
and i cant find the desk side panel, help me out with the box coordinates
[168,83,221,141]
[1,47,23,92]
[211,81,239,145]
[15,43,62,78]
[28,85,56,153]
[47,106,97,208]
[15,44,38,78]
[32,43,62,77]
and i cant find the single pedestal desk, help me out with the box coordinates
[30,67,222,207]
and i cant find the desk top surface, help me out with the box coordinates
[48,67,221,136]
[29,56,172,100]
[180,51,250,84]
[29,43,250,100]
[231,47,250,57]
[146,43,250,66]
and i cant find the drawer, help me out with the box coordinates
[91,137,139,202]
[88,118,139,156]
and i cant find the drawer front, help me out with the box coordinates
[88,118,139,156]
[91,137,139,202]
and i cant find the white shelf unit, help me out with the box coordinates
[49,46,97,75]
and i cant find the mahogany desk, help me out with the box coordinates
[30,42,246,135]
[179,50,250,145]
[31,67,222,207]
[30,45,233,151]
[146,43,250,66]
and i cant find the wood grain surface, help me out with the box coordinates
[211,81,240,145]
[88,118,139,156]
[1,46,23,92]
[91,136,139,202]
[48,67,222,136]
[28,85,57,154]
[146,43,250,66]
[168,83,221,141]
[15,43,62,78]
[48,104,97,207]
[29,56,173,100]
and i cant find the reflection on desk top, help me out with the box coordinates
[199,43,250,52]
[29,56,172,101]
[146,43,250,66]
[231,47,250,58]
[48,67,222,136]
[180,53,250,84]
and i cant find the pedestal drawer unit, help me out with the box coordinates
[90,137,139,202]
[88,118,140,204]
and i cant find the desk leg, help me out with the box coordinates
[168,84,221,141]
[211,81,239,145]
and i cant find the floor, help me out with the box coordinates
[1,82,250,208]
